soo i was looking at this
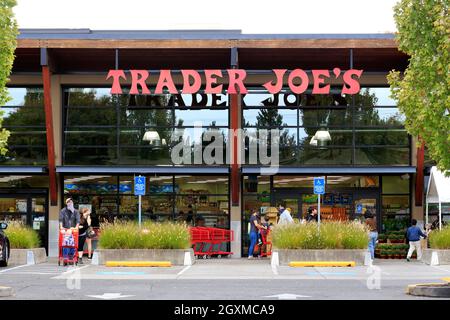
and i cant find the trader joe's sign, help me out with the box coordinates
[107,69,363,95]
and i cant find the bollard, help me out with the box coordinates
[184,251,192,266]
[364,251,372,266]
[430,251,439,266]
[26,250,35,265]
[91,251,99,265]
[271,251,279,268]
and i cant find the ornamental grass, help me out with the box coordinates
[429,226,450,249]
[98,221,191,249]
[272,221,369,250]
[5,221,41,249]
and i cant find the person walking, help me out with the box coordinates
[248,210,264,259]
[278,207,294,225]
[77,208,92,264]
[406,219,427,261]
[364,211,378,262]
[306,207,318,223]
[59,198,80,231]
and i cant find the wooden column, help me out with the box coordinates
[41,51,57,206]
[230,93,240,206]
[415,139,425,206]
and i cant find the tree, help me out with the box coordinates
[0,0,18,155]
[388,0,450,172]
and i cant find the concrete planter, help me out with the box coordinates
[9,248,47,265]
[96,248,195,266]
[422,249,450,266]
[275,249,368,266]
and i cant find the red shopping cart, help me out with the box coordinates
[58,228,79,266]
[190,227,234,259]
[258,228,272,258]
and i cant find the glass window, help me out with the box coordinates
[64,88,115,107]
[66,107,116,126]
[354,107,405,126]
[326,176,379,188]
[64,175,118,194]
[4,87,44,107]
[2,87,46,165]
[119,147,172,165]
[355,129,409,146]
[120,108,174,127]
[355,148,410,166]
[382,176,410,194]
[274,176,315,188]
[63,88,229,166]
[354,88,396,106]
[299,147,353,165]
[64,147,117,165]
[243,109,297,127]
[243,175,270,194]
[299,108,352,127]
[175,109,228,127]
[176,176,228,194]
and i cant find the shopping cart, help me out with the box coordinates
[258,228,272,258]
[190,227,234,259]
[58,228,79,266]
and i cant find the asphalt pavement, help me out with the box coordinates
[0,258,449,300]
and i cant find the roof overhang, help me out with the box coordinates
[56,166,229,175]
[241,166,416,175]
[0,166,47,174]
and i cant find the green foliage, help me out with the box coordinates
[98,221,191,249]
[0,0,18,155]
[388,0,450,172]
[5,221,41,249]
[429,225,450,249]
[272,221,369,249]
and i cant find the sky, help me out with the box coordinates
[13,0,399,33]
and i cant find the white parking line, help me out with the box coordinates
[0,264,29,273]
[176,265,191,277]
[60,265,90,275]
[271,264,279,275]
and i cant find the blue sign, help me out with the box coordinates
[313,177,325,195]
[356,204,363,214]
[134,176,146,196]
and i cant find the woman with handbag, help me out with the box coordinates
[78,207,94,264]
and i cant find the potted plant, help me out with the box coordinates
[379,249,387,259]
[378,234,387,243]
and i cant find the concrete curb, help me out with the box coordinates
[0,286,14,297]
[406,283,450,298]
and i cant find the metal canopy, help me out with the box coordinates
[0,166,47,174]
[56,166,229,175]
[241,166,417,175]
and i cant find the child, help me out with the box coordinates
[257,215,270,246]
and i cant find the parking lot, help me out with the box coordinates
[1,258,449,300]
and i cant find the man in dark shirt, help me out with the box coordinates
[59,198,80,230]
[406,219,427,261]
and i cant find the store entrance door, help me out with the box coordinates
[273,188,380,224]
[0,190,49,253]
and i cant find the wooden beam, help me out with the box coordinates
[42,66,58,206]
[230,94,240,206]
[17,38,399,49]
[415,139,425,207]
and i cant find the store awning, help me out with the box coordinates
[426,166,450,203]
[56,166,229,175]
[425,166,450,230]
[0,166,47,174]
[241,166,417,175]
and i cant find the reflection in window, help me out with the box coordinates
[1,87,47,165]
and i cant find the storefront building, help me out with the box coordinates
[1,29,437,257]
